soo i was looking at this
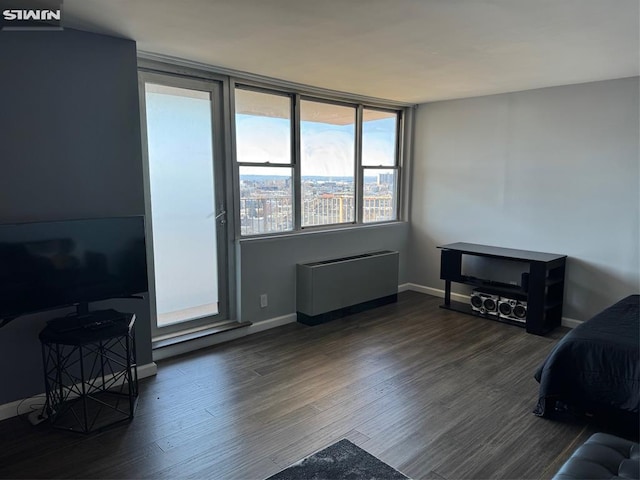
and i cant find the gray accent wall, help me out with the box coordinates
[408,77,640,321]
[238,223,409,323]
[0,29,150,404]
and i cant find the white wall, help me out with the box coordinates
[409,77,639,321]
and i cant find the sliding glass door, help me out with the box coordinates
[140,73,229,337]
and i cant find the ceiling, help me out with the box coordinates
[62,0,639,104]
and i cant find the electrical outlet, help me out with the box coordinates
[260,294,268,308]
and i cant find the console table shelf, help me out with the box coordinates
[438,242,567,335]
[458,276,527,299]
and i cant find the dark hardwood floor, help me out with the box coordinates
[0,292,602,479]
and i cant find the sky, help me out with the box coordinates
[236,114,397,177]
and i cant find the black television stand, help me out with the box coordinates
[438,242,567,335]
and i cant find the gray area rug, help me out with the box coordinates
[266,439,409,480]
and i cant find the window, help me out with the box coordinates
[362,109,399,223]
[301,100,356,227]
[234,86,402,236]
[235,89,293,235]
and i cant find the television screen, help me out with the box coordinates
[0,216,148,319]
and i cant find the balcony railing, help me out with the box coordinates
[240,194,395,235]
[240,196,293,234]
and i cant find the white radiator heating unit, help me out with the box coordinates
[296,250,399,325]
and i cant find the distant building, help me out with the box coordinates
[378,173,394,185]
[240,175,394,235]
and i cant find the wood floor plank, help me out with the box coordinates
[0,291,627,480]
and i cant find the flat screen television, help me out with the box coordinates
[0,216,148,320]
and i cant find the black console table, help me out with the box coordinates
[438,242,566,335]
[39,309,138,433]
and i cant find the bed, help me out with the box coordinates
[534,294,640,423]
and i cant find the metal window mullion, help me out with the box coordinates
[356,105,363,224]
[394,110,402,168]
[237,162,293,168]
[229,78,242,240]
[221,78,237,321]
[395,109,405,221]
[293,93,302,231]
[393,164,401,219]
[362,165,397,171]
[210,82,231,322]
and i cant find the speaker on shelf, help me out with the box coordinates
[470,290,499,315]
[498,297,527,323]
[498,298,516,316]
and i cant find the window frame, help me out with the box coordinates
[231,81,405,238]
[299,96,358,229]
[360,106,402,224]
[234,86,296,236]
[139,70,233,338]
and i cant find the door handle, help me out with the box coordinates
[215,210,227,223]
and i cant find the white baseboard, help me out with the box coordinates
[403,283,582,329]
[247,313,298,333]
[152,313,297,361]
[0,362,158,423]
[403,283,469,303]
[560,317,582,329]
[0,395,48,424]
[137,362,158,379]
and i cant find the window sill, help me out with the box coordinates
[152,320,252,349]
[237,220,407,243]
